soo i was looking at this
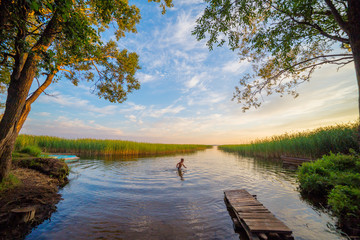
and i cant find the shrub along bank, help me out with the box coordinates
[297,151,360,232]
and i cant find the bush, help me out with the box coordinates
[328,185,360,219]
[20,145,42,157]
[298,152,360,226]
[298,157,333,196]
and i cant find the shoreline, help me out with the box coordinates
[0,158,69,239]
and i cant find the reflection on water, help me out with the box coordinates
[26,147,345,240]
[177,169,185,181]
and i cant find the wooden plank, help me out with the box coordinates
[281,156,312,166]
[244,219,289,225]
[224,189,293,239]
[280,156,312,162]
[258,233,268,240]
[236,207,270,211]
[238,213,275,219]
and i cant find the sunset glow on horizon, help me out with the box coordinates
[20,0,358,145]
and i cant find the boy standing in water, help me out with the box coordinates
[176,158,187,170]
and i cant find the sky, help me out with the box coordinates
[20,0,358,145]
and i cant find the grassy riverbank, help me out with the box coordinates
[0,157,69,239]
[15,135,211,156]
[219,123,358,159]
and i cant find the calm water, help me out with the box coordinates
[26,147,344,240]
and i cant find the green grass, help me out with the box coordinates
[15,135,211,156]
[219,122,358,159]
[19,145,42,157]
[0,173,21,192]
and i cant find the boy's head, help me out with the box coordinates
[180,158,184,162]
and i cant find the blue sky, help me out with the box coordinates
[21,0,358,145]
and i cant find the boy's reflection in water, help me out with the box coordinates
[177,168,185,181]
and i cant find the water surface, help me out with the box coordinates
[26,147,344,240]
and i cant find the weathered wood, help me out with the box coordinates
[224,189,293,240]
[258,233,268,240]
[232,217,242,230]
[281,156,312,166]
[239,213,276,219]
[279,233,295,240]
[10,206,36,223]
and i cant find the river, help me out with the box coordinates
[26,147,344,240]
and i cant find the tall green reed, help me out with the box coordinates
[219,122,358,159]
[15,135,211,156]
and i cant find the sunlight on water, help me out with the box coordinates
[26,147,344,240]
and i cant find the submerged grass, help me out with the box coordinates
[219,122,358,159]
[15,135,211,156]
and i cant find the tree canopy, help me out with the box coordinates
[0,0,173,180]
[193,0,358,111]
[0,0,172,106]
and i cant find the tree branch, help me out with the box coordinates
[26,23,46,36]
[324,0,349,33]
[17,69,58,133]
[241,55,354,101]
[269,55,353,81]
[59,68,74,75]
[269,1,349,43]
[26,69,58,105]
[292,18,349,43]
[0,53,15,66]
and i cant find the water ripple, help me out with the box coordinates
[26,147,344,240]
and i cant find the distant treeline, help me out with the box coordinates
[219,123,358,159]
[15,135,211,156]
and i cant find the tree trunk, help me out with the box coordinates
[348,0,360,150]
[0,16,59,181]
[0,78,30,181]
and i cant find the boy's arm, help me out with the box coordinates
[183,164,187,168]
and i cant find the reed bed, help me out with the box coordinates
[15,135,211,156]
[219,122,358,159]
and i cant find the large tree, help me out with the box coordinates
[0,0,172,181]
[193,1,360,115]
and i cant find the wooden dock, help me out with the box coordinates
[224,189,293,240]
[281,156,312,166]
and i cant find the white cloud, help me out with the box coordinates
[36,112,51,117]
[22,116,124,139]
[127,102,146,111]
[222,60,250,74]
[137,72,157,83]
[39,93,118,116]
[148,105,185,118]
[161,11,206,51]
[173,0,204,6]
[186,76,200,89]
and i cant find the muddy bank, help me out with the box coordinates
[0,158,69,240]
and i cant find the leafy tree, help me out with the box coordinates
[193,1,360,114]
[0,0,173,181]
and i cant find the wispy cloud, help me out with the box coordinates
[22,116,124,139]
[136,72,157,83]
[222,60,250,74]
[39,93,118,116]
[147,105,185,118]
[22,4,358,145]
[36,112,51,117]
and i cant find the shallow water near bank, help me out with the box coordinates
[26,147,344,240]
